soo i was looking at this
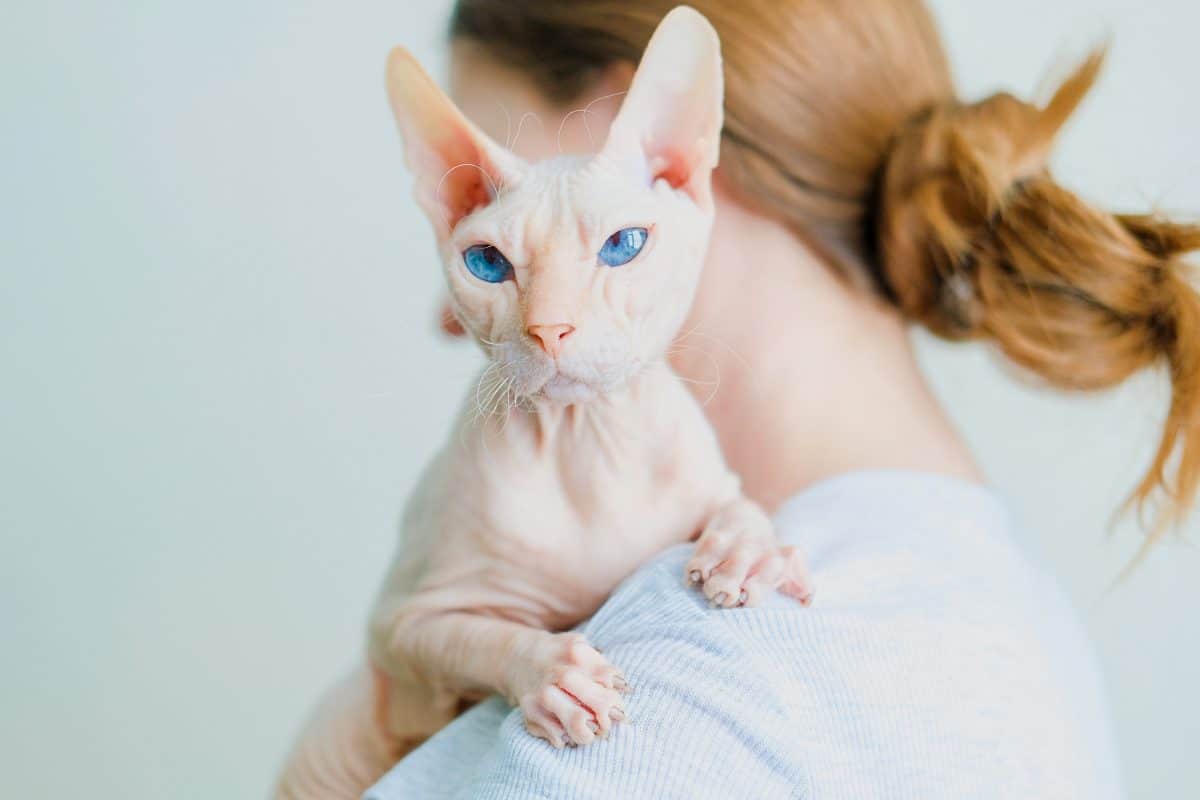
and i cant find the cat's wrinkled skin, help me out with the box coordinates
[274,9,811,799]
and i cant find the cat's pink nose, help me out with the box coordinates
[526,323,575,358]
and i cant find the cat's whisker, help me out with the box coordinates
[497,376,519,434]
[474,370,522,453]
[490,379,513,418]
[511,112,544,153]
[671,325,750,370]
[664,343,723,407]
[479,371,508,419]
[556,108,587,154]
[668,323,745,406]
[556,91,629,153]
[580,91,627,150]
[496,101,513,150]
[669,321,702,344]
[665,342,716,358]
[472,362,503,423]
[489,365,526,418]
[671,372,720,387]
[435,163,501,230]
[462,366,495,449]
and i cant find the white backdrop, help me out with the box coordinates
[2,1,1197,797]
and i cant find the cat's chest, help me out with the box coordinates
[473,488,699,629]
[420,398,717,627]
[478,429,703,583]
[397,370,732,629]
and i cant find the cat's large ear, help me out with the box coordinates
[385,49,525,237]
[599,7,724,207]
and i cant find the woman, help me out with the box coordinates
[287,1,1200,796]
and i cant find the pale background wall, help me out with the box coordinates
[1,1,1197,797]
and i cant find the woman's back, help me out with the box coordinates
[368,472,1120,799]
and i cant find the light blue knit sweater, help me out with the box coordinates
[366,471,1122,799]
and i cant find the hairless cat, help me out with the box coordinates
[276,8,811,797]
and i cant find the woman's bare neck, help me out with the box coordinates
[671,192,981,511]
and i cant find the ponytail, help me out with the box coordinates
[876,51,1200,540]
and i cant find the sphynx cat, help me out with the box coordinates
[275,8,811,798]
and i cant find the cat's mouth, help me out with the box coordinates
[536,373,598,404]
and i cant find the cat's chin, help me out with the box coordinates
[535,374,599,405]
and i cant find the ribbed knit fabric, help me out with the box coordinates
[366,471,1122,799]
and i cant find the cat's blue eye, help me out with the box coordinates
[463,244,514,283]
[598,227,648,267]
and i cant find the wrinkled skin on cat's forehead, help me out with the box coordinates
[385,8,724,404]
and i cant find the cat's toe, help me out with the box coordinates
[522,706,567,749]
[518,639,629,747]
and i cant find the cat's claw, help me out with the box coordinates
[685,526,814,609]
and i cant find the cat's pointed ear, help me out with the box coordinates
[600,7,724,207]
[385,48,525,237]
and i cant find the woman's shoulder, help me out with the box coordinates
[582,470,1123,797]
[369,471,1122,799]
[604,470,1042,627]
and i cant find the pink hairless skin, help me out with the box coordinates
[274,8,811,799]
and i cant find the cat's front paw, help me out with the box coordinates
[513,633,629,748]
[686,524,814,609]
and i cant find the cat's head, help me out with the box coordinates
[386,7,723,404]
